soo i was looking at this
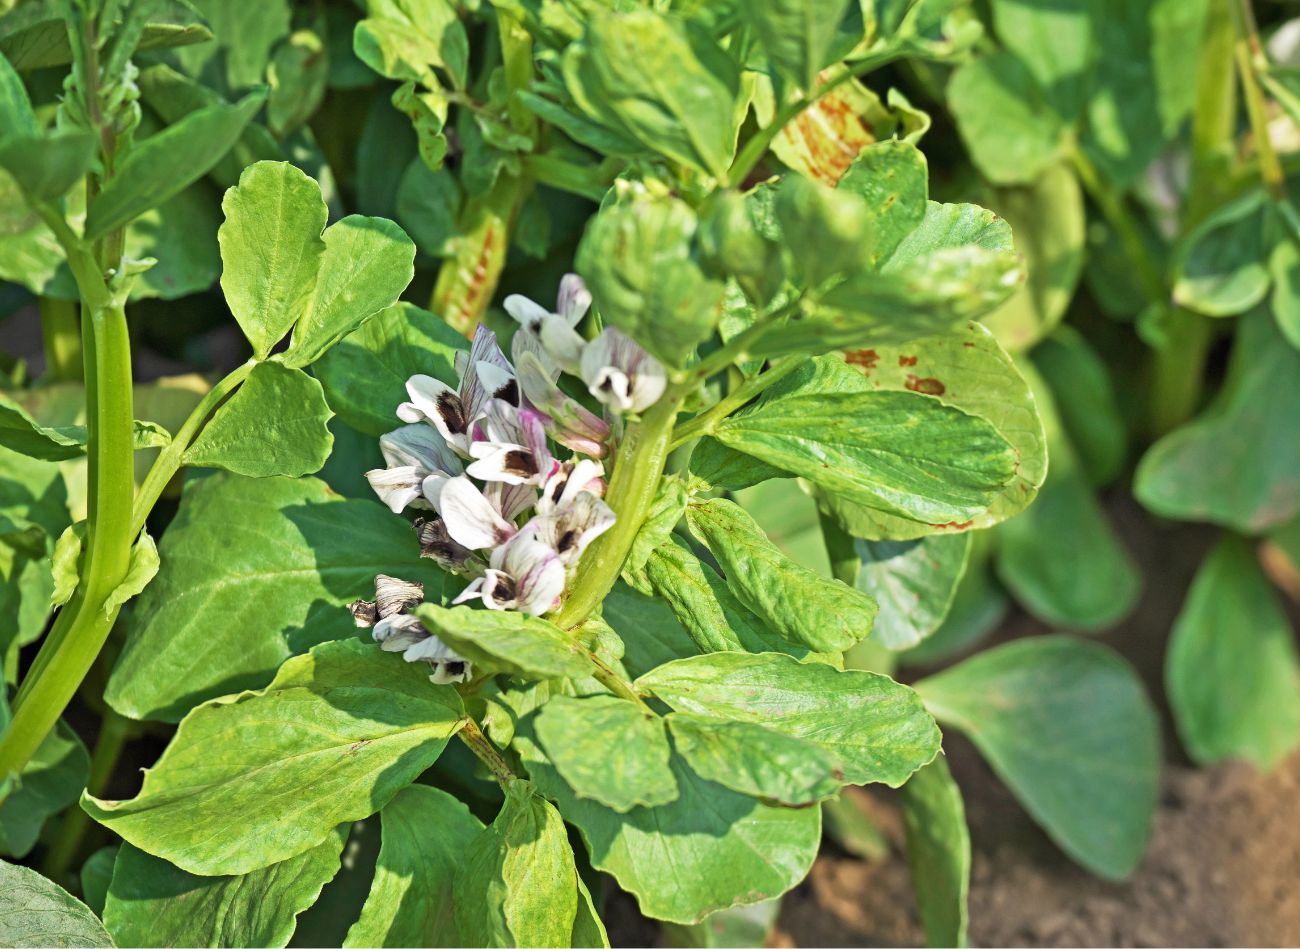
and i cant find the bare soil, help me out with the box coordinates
[773,495,1300,948]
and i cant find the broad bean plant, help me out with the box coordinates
[0,0,1189,946]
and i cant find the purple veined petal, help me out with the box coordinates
[485,479,536,523]
[373,613,429,652]
[503,293,551,333]
[538,314,586,374]
[516,351,611,456]
[437,475,517,550]
[580,328,667,413]
[456,568,519,611]
[476,398,525,446]
[511,324,560,382]
[556,273,592,326]
[538,458,606,514]
[365,466,428,513]
[379,423,463,477]
[460,326,514,423]
[505,539,567,615]
[529,493,616,564]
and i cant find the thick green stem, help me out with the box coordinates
[131,359,255,536]
[554,392,683,628]
[39,297,82,383]
[0,298,132,781]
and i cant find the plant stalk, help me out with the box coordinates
[669,355,807,449]
[458,718,519,786]
[1230,0,1287,202]
[553,391,683,628]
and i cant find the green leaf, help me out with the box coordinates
[396,162,461,259]
[622,478,688,595]
[103,828,347,948]
[817,320,1046,538]
[711,389,1017,526]
[916,636,1160,879]
[638,652,940,787]
[0,2,211,71]
[86,639,464,876]
[1081,0,1210,189]
[0,130,97,202]
[173,0,287,89]
[603,582,706,680]
[987,0,1091,120]
[947,50,1066,185]
[85,90,266,240]
[0,859,114,948]
[0,51,35,135]
[0,720,89,859]
[354,0,469,89]
[414,604,592,681]
[562,11,741,178]
[344,785,483,948]
[1032,325,1126,486]
[267,29,328,138]
[980,162,1085,352]
[79,847,115,919]
[643,540,815,659]
[106,473,448,722]
[102,530,159,616]
[0,445,68,653]
[455,783,580,947]
[184,362,334,478]
[576,192,724,367]
[996,363,1139,629]
[282,215,417,368]
[1166,538,1300,770]
[572,875,610,949]
[535,695,677,813]
[1172,190,1271,317]
[774,175,874,289]
[666,712,843,806]
[836,139,930,267]
[515,722,821,926]
[900,755,969,949]
[217,161,328,360]
[314,302,467,437]
[744,0,850,90]
[756,201,1022,357]
[0,393,86,461]
[1136,310,1300,532]
[1270,232,1300,350]
[855,534,970,650]
[685,498,877,653]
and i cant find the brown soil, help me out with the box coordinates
[774,494,1300,948]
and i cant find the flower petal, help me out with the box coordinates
[557,273,592,326]
[437,475,516,550]
[374,575,424,618]
[365,466,427,513]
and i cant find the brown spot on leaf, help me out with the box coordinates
[844,349,880,371]
[898,355,918,367]
[930,520,974,531]
[905,375,946,395]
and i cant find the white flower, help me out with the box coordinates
[515,350,611,457]
[396,326,517,457]
[581,327,667,414]
[536,457,605,516]
[505,273,591,376]
[466,404,558,487]
[452,529,566,616]
[434,474,518,551]
[528,491,615,565]
[364,424,464,514]
[351,575,471,684]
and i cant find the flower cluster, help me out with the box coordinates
[355,275,666,683]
